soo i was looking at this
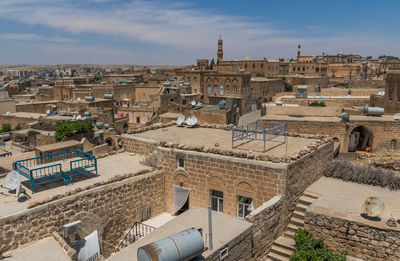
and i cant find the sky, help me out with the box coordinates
[0,0,399,65]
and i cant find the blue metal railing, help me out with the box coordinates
[13,150,98,193]
[232,120,287,152]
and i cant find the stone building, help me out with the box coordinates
[370,71,400,113]
[203,71,252,115]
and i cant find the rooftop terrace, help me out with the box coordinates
[107,207,252,261]
[0,152,151,218]
[132,125,316,158]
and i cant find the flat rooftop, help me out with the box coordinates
[133,125,315,157]
[3,237,70,261]
[107,207,253,261]
[307,177,400,230]
[262,114,400,123]
[0,152,151,218]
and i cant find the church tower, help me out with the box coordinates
[297,44,301,59]
[217,35,223,63]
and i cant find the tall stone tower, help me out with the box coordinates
[217,35,223,63]
[297,44,301,59]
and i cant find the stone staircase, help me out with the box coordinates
[267,192,319,261]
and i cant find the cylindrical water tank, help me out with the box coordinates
[104,123,110,129]
[1,133,11,140]
[341,112,350,122]
[364,106,384,116]
[95,122,104,129]
[104,94,114,99]
[85,96,95,102]
[137,228,204,261]
[163,82,171,87]
[84,111,92,117]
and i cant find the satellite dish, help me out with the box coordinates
[72,115,77,120]
[76,115,82,119]
[77,97,81,102]
[6,111,11,116]
[5,171,21,190]
[394,113,400,120]
[176,115,185,127]
[197,102,203,108]
[362,197,384,217]
[191,100,196,106]
[16,184,21,198]
[46,110,51,115]
[186,116,198,127]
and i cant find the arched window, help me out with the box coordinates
[316,67,320,73]
[390,140,397,150]
[333,137,339,142]
[214,85,218,95]
[226,85,230,94]
[233,85,237,95]
[220,85,224,95]
[207,85,212,94]
[252,63,255,68]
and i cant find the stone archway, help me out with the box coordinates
[348,125,374,152]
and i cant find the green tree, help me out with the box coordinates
[0,123,12,133]
[55,121,94,141]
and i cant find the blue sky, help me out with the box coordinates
[0,0,399,65]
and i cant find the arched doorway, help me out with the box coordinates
[348,125,373,152]
[105,138,113,148]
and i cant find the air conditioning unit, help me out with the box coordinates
[62,220,82,238]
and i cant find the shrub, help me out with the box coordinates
[55,121,94,141]
[0,123,12,133]
[308,101,326,107]
[325,160,400,190]
[291,228,346,261]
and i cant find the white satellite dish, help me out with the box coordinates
[191,100,196,106]
[6,111,11,116]
[77,97,81,102]
[46,110,51,115]
[5,171,22,197]
[197,102,203,108]
[186,116,198,127]
[72,115,77,120]
[394,113,400,121]
[176,115,185,127]
[76,115,82,119]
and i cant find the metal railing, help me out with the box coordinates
[232,120,287,152]
[116,222,156,252]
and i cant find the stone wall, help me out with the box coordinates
[267,106,341,117]
[158,147,284,217]
[246,196,284,261]
[286,142,333,211]
[280,97,370,107]
[304,209,400,261]
[119,135,158,155]
[0,171,164,257]
[206,227,253,261]
[0,115,37,128]
[0,100,16,114]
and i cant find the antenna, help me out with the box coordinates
[176,115,185,127]
[362,197,384,217]
[186,116,198,128]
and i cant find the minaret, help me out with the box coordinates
[297,44,301,59]
[217,35,223,63]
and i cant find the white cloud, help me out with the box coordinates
[0,33,75,43]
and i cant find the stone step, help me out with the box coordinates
[267,251,290,261]
[303,191,319,199]
[295,203,309,212]
[270,245,293,258]
[284,229,296,238]
[292,210,305,219]
[274,236,296,250]
[298,195,315,206]
[289,217,304,227]
[286,223,300,233]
